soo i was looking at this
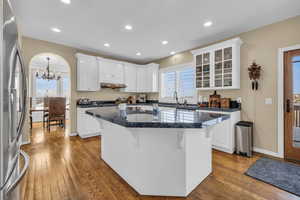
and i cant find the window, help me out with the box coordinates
[162,71,176,98]
[160,64,195,103]
[36,79,58,97]
[179,68,195,98]
[31,71,70,98]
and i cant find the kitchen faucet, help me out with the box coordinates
[174,91,179,105]
[174,91,189,109]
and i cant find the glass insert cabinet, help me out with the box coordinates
[191,37,243,90]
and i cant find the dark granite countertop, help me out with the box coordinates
[86,106,230,128]
[78,102,240,113]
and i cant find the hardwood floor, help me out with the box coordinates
[20,122,299,200]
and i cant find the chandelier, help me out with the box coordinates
[35,57,61,80]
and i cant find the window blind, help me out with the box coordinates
[163,71,176,98]
[178,67,195,97]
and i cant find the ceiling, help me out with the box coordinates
[11,0,300,63]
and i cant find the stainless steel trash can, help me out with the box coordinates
[235,121,253,157]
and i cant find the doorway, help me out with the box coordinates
[284,49,300,161]
[28,53,71,138]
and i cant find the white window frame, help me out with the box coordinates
[159,62,196,103]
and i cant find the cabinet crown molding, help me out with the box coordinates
[191,37,243,55]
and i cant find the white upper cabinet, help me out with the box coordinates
[98,58,124,84]
[76,53,159,93]
[76,53,99,91]
[134,63,159,93]
[191,38,243,90]
[136,66,148,93]
[123,63,137,92]
[146,63,159,93]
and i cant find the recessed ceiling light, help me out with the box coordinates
[104,43,110,47]
[170,51,176,55]
[61,0,71,4]
[125,25,133,30]
[203,21,213,27]
[51,27,61,33]
[162,40,168,45]
[136,52,141,56]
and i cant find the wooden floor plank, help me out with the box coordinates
[20,122,299,200]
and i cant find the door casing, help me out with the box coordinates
[284,49,300,161]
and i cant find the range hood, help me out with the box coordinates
[100,82,127,89]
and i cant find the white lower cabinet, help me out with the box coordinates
[200,110,240,154]
[77,108,102,138]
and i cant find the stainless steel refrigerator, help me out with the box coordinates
[0,0,29,199]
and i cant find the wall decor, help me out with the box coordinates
[248,61,262,90]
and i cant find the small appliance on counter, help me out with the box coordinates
[77,98,91,105]
[230,100,241,109]
[209,91,221,108]
[127,96,137,104]
[198,102,209,107]
[137,94,147,103]
[115,97,127,105]
[220,98,231,109]
[198,93,241,109]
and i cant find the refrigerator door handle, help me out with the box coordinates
[5,150,30,194]
[11,42,27,142]
[16,45,27,142]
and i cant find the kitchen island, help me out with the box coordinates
[86,106,229,197]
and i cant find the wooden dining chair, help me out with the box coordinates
[46,97,66,131]
[43,97,50,128]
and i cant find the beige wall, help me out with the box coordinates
[150,15,300,153]
[21,37,138,139]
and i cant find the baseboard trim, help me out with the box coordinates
[21,140,31,146]
[69,132,78,137]
[79,132,101,139]
[253,147,281,158]
[212,145,234,154]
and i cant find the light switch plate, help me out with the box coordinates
[265,98,273,105]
